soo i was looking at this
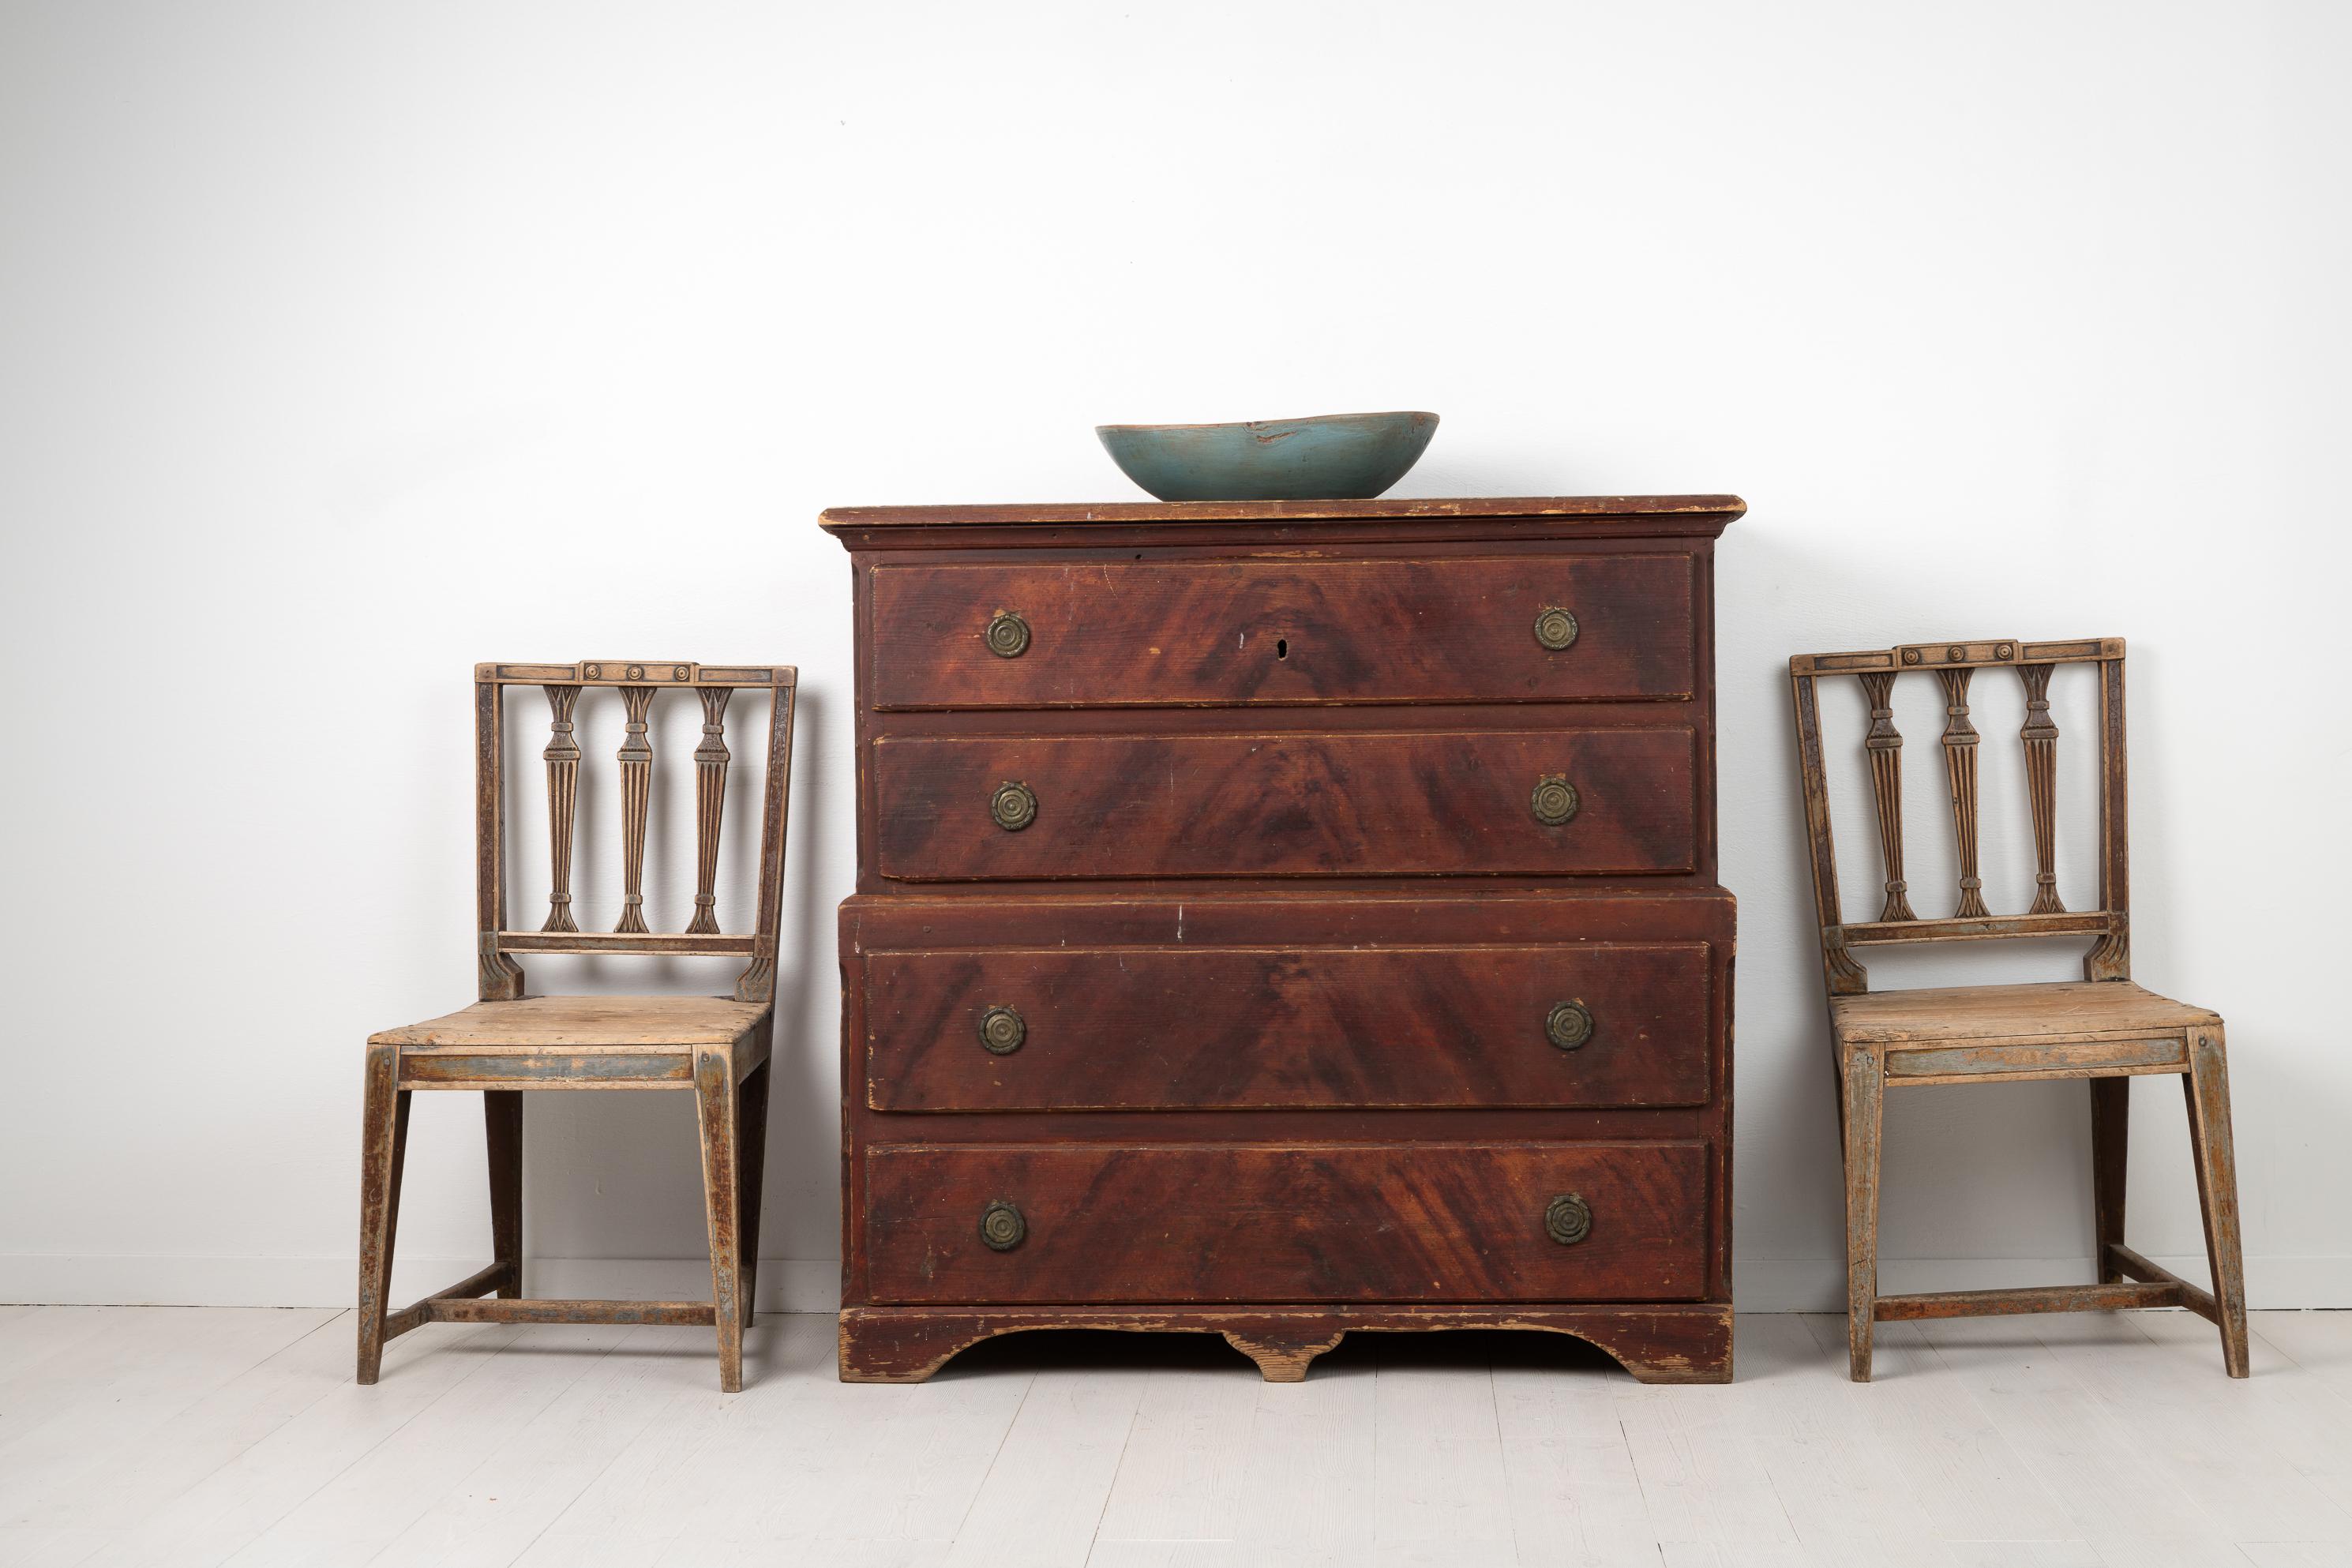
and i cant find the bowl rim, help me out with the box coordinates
[1095,410,1439,435]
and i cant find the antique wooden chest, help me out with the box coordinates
[821,496,1741,1382]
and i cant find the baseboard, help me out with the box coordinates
[0,1255,842,1313]
[5,1253,2346,1313]
[1734,1253,2352,1313]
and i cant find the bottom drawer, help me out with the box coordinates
[864,1142,1709,1305]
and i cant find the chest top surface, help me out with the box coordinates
[820,494,1743,552]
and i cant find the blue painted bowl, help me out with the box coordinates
[1096,411,1439,502]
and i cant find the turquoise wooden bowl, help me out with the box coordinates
[1095,411,1439,502]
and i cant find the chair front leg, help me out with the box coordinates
[485,1090,523,1299]
[356,1042,412,1384]
[693,1047,745,1393]
[2182,1025,2251,1377]
[1842,1041,1886,1382]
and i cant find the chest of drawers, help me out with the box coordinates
[822,496,1740,1383]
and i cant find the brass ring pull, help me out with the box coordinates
[1545,1000,1594,1051]
[977,1004,1026,1055]
[979,1199,1026,1251]
[1533,606,1579,651]
[1530,775,1579,827]
[985,610,1030,658]
[1545,1192,1592,1247]
[989,780,1037,831]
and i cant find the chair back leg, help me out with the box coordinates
[1841,1042,1886,1382]
[735,1058,772,1312]
[2089,1078,2130,1285]
[485,1090,523,1299]
[356,1043,412,1384]
[694,1048,746,1393]
[2181,1026,2251,1377]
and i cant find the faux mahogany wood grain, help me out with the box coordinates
[828,498,1740,1382]
[872,727,1697,881]
[837,1303,1734,1385]
[863,943,1712,1111]
[862,1142,1709,1305]
[867,554,1695,709]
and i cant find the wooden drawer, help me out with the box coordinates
[864,1142,1709,1304]
[864,943,1711,1111]
[868,554,1695,709]
[871,726,1697,881]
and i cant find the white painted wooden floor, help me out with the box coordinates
[2,1306,2349,1567]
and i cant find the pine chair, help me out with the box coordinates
[358,660,797,1393]
[1788,637,2247,1382]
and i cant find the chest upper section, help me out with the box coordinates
[823,500,1738,887]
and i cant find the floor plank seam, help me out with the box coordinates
[943,1365,1038,1551]
[497,1322,661,1568]
[1082,1378,1148,1568]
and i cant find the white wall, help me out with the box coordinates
[3,0,2346,1314]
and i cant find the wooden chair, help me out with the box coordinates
[358,660,797,1393]
[1788,637,2247,1382]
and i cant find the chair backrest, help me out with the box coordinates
[472,661,797,1004]
[1787,637,2127,999]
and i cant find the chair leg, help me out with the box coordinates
[356,1043,412,1384]
[736,1059,771,1316]
[2090,1077,2129,1285]
[1841,1041,1885,1382]
[693,1048,745,1393]
[485,1090,523,1300]
[2182,1026,2251,1377]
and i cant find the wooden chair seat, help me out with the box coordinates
[1832,981,2218,1083]
[374,997,773,1091]
[373,996,772,1050]
[1832,980,2215,1045]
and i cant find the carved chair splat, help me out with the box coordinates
[1788,637,2247,1382]
[358,660,797,1394]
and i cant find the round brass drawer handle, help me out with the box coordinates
[1545,1000,1594,1051]
[1530,775,1580,827]
[989,780,1037,831]
[1533,606,1579,651]
[985,610,1030,658]
[979,1199,1026,1251]
[977,1004,1026,1055]
[1545,1192,1592,1247]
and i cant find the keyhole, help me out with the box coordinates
[1276,639,1289,660]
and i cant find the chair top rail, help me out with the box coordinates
[477,662,796,688]
[1790,636,2121,677]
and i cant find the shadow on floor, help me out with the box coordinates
[935,1323,1623,1380]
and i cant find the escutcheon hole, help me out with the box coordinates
[1276,639,1288,659]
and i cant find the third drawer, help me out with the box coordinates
[865,941,1712,1111]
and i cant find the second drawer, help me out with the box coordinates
[871,726,1697,880]
[865,943,1713,1111]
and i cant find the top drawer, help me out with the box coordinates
[868,553,1695,710]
